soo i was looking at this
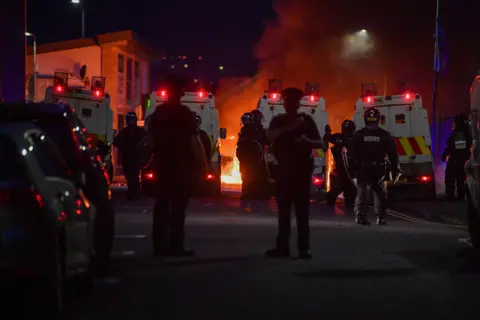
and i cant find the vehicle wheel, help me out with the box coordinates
[35,249,64,318]
[467,200,480,253]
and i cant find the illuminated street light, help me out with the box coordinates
[25,32,37,101]
[360,29,367,34]
[184,64,188,68]
[219,65,224,71]
[71,0,85,38]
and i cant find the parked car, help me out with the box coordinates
[0,102,115,275]
[0,123,95,315]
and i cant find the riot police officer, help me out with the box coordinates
[113,112,146,200]
[265,87,324,259]
[324,120,357,207]
[442,113,472,200]
[236,112,267,211]
[349,107,400,225]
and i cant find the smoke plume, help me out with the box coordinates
[216,0,387,156]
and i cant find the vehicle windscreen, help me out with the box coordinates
[0,134,28,184]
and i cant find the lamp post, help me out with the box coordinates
[25,32,36,101]
[71,0,85,38]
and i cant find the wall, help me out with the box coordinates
[26,46,101,81]
[0,1,26,101]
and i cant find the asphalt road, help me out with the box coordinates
[66,190,479,320]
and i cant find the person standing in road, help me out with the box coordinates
[323,120,357,208]
[348,107,400,225]
[113,112,146,200]
[441,113,472,201]
[265,87,324,259]
[148,74,208,257]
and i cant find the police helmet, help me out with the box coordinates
[363,107,380,125]
[251,109,263,123]
[341,120,356,135]
[453,113,467,129]
[241,112,253,125]
[126,112,137,125]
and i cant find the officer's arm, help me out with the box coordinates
[385,132,400,171]
[441,135,454,161]
[112,130,125,149]
[302,116,324,148]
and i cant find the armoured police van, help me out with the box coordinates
[465,73,480,253]
[257,79,329,199]
[353,83,436,199]
[44,72,114,179]
[146,87,227,195]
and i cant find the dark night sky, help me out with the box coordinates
[27,0,480,118]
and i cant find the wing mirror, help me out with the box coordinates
[219,128,227,139]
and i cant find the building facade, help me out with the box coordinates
[26,30,157,131]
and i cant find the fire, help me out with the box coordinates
[221,151,242,185]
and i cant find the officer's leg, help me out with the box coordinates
[123,163,135,197]
[455,164,467,201]
[371,179,388,225]
[326,173,342,206]
[354,182,370,225]
[266,177,292,257]
[170,187,193,256]
[131,165,141,197]
[343,176,356,208]
[293,173,312,258]
[445,162,455,199]
[152,183,171,255]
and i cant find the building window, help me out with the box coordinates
[134,61,140,106]
[126,58,133,104]
[118,54,124,73]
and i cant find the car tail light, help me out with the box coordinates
[0,187,43,207]
[157,90,167,97]
[206,174,215,180]
[145,172,154,180]
[75,190,90,215]
[418,175,432,183]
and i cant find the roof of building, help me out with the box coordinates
[27,30,161,60]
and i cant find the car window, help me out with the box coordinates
[28,133,71,180]
[0,134,28,182]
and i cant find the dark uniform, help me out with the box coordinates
[324,120,357,207]
[193,115,212,196]
[265,87,323,259]
[236,112,268,211]
[113,112,146,200]
[442,113,472,200]
[149,74,200,257]
[349,107,400,225]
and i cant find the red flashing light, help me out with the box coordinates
[55,85,64,93]
[269,93,279,99]
[312,177,323,185]
[198,91,206,97]
[404,93,412,100]
[157,90,167,97]
[364,96,372,103]
[418,175,431,183]
[309,96,316,102]
[206,174,215,180]
[94,90,103,97]
[145,172,154,180]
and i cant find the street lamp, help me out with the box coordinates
[71,0,85,38]
[25,32,36,101]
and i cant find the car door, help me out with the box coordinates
[26,130,92,269]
